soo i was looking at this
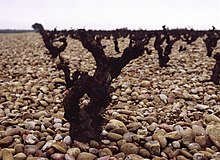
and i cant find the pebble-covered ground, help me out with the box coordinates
[0,32,220,160]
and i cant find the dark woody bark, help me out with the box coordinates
[32,23,67,58]
[211,53,220,85]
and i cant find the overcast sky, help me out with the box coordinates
[0,0,220,30]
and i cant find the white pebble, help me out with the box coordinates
[64,135,72,145]
[54,134,63,140]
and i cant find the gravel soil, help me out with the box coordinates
[0,32,220,160]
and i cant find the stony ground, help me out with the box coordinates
[0,32,220,160]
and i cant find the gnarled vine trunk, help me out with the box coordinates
[61,30,145,142]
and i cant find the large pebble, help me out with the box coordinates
[40,86,49,93]
[120,143,139,154]
[176,155,188,160]
[89,148,99,155]
[152,131,167,149]
[188,143,201,151]
[145,116,157,124]
[1,149,14,160]
[54,134,63,141]
[51,153,65,160]
[64,136,72,146]
[196,104,209,110]
[192,125,205,136]
[140,80,151,88]
[99,148,113,157]
[0,136,13,147]
[181,128,194,146]
[52,141,68,153]
[67,148,81,158]
[24,145,38,155]
[42,140,56,151]
[114,152,125,159]
[106,132,123,141]
[110,127,128,135]
[180,149,193,158]
[159,94,168,103]
[139,148,150,158]
[123,132,133,142]
[89,140,99,148]
[25,121,36,130]
[76,152,96,160]
[6,127,21,136]
[39,100,48,107]
[205,114,220,124]
[172,141,181,149]
[14,144,24,153]
[144,141,160,156]
[126,122,142,132]
[64,154,75,160]
[195,135,206,147]
[105,119,126,130]
[165,131,181,140]
[34,111,48,118]
[14,153,27,160]
[206,124,220,149]
[24,134,39,144]
[193,153,205,160]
